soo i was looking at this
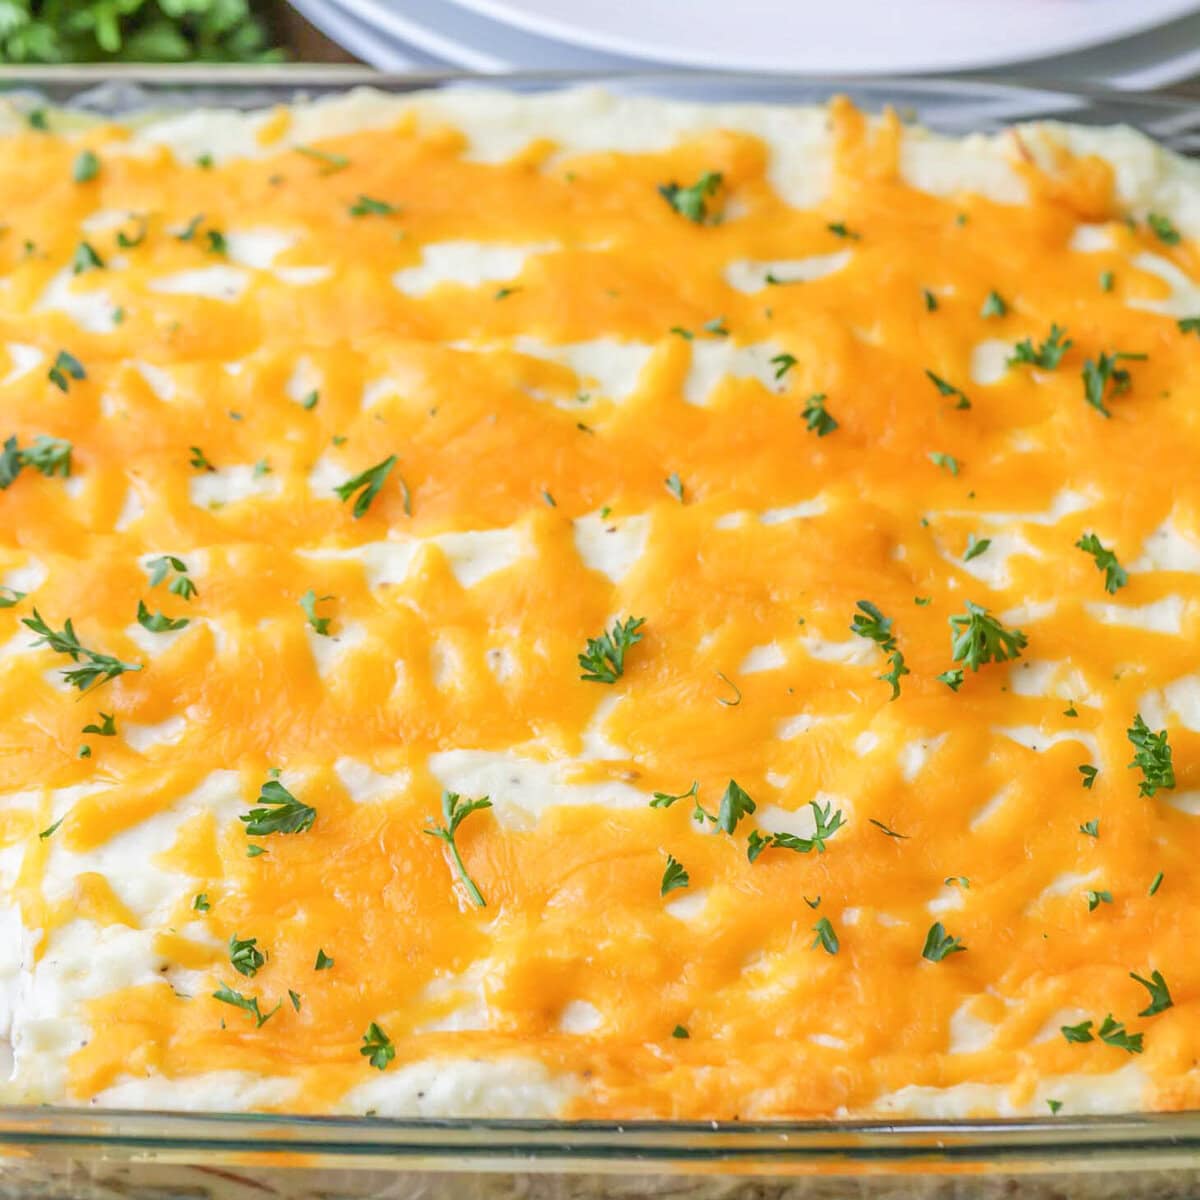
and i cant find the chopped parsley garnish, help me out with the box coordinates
[349,195,400,217]
[1082,350,1146,417]
[1127,714,1175,798]
[714,779,756,836]
[73,149,100,183]
[929,451,960,475]
[963,535,991,563]
[22,609,142,692]
[315,949,334,970]
[193,893,210,912]
[1149,871,1164,896]
[289,990,301,1012]
[980,290,1007,318]
[1061,1019,1094,1044]
[702,316,729,338]
[923,289,939,312]
[921,922,966,962]
[770,352,798,381]
[361,1022,396,1069]
[1009,324,1072,370]
[1080,819,1100,839]
[578,615,645,684]
[945,876,970,889]
[425,790,492,908]
[1047,1099,1063,1115]
[664,472,684,502]
[48,349,86,393]
[0,587,25,608]
[205,229,227,256]
[811,917,839,955]
[802,393,838,437]
[1086,889,1112,912]
[1,435,73,489]
[300,590,333,636]
[672,1024,689,1039]
[747,801,845,861]
[925,370,970,409]
[27,108,47,130]
[72,241,104,274]
[850,600,908,699]
[494,286,520,301]
[147,555,197,600]
[1075,533,1127,594]
[334,454,396,518]
[82,712,116,737]
[869,818,908,840]
[241,779,316,837]
[948,601,1027,672]
[661,854,689,896]
[229,934,265,978]
[176,214,204,242]
[651,780,699,810]
[938,668,964,691]
[213,983,279,1028]
[1179,317,1200,336]
[658,172,722,224]
[714,671,741,707]
[188,446,215,472]
[1130,969,1173,1017]
[39,818,63,840]
[1079,764,1098,790]
[136,600,189,633]
[1147,212,1180,246]
[827,221,860,240]
[1098,1014,1143,1054]
[296,145,350,173]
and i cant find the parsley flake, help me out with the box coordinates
[929,451,960,475]
[213,984,279,1028]
[664,472,684,502]
[661,855,689,896]
[747,801,845,860]
[1149,871,1164,896]
[72,241,104,274]
[147,555,197,600]
[300,590,333,637]
[1127,714,1175,798]
[980,290,1007,318]
[295,145,350,174]
[360,1022,396,1068]
[22,609,141,692]
[241,779,316,837]
[1079,764,1098,790]
[48,350,85,393]
[658,172,722,224]
[948,601,1027,672]
[963,535,991,563]
[827,221,860,240]
[811,917,839,955]
[922,922,966,962]
[334,455,396,518]
[1147,212,1180,245]
[349,195,399,217]
[578,615,645,684]
[1130,969,1173,1017]
[802,392,838,437]
[425,791,492,908]
[923,289,939,312]
[73,149,100,184]
[136,600,189,634]
[1075,533,1127,594]
[229,934,265,978]
[1080,819,1100,839]
[193,893,210,912]
[770,352,798,381]
[926,370,970,409]
[315,949,334,970]
[1098,1013,1143,1054]
[1009,324,1073,370]
[1086,889,1112,912]
[1082,350,1146,417]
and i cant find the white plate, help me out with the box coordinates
[440,0,1200,73]
[316,0,637,70]
[287,0,430,68]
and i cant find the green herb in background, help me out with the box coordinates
[0,1,282,64]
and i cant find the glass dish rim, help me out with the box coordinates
[1,64,1198,1169]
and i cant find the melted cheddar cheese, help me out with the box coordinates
[2,87,1200,1121]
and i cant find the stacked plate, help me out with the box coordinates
[288,0,1200,86]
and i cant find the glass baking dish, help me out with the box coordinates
[1,65,1199,1199]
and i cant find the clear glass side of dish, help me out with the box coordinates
[1,68,1198,1199]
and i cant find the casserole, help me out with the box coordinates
[1,66,1200,1197]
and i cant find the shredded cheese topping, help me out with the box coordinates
[1,89,1199,1120]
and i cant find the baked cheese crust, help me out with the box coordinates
[0,87,1199,1120]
